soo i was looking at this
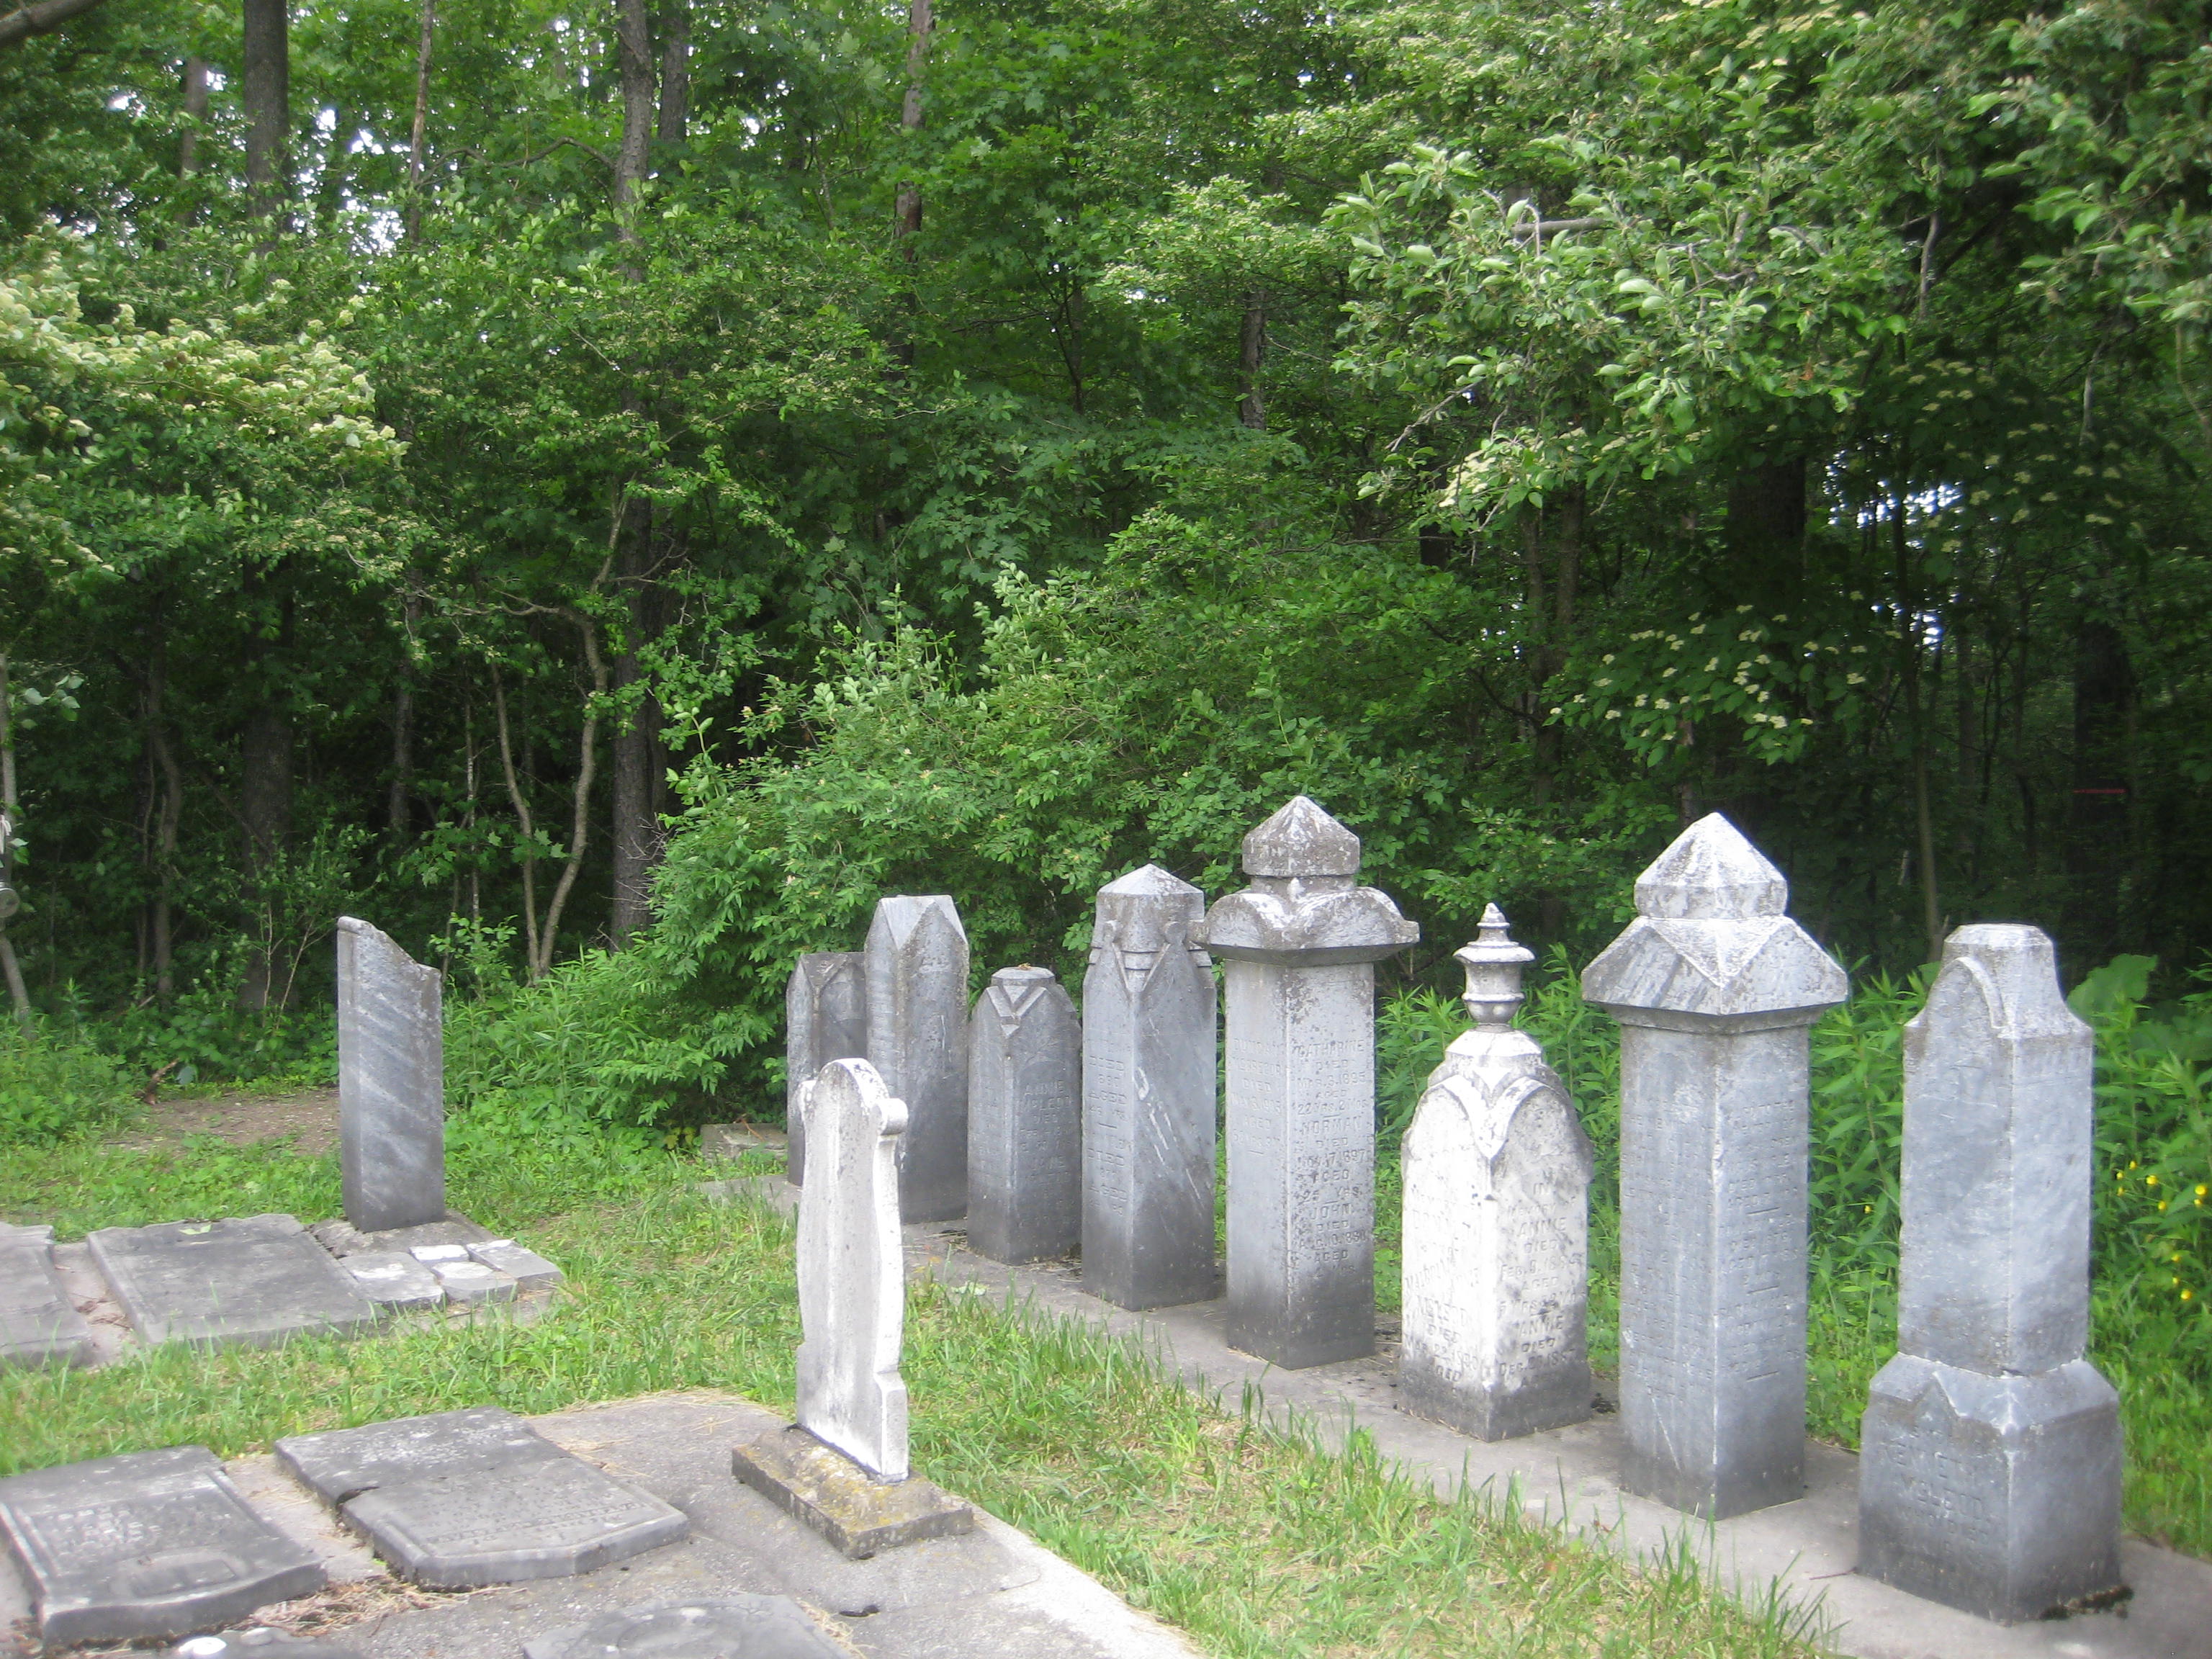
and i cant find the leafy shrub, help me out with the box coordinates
[0,1026,141,1144]
[103,978,338,1092]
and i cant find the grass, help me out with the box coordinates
[0,1128,1829,1659]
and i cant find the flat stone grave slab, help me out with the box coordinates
[87,1215,382,1349]
[0,1221,94,1370]
[277,1406,570,1504]
[0,1444,324,1647]
[523,1594,850,1658]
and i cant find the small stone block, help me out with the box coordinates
[341,1251,444,1312]
[467,1238,564,1292]
[340,1452,689,1588]
[1,1236,95,1369]
[730,1427,972,1560]
[523,1594,850,1659]
[87,1215,380,1350]
[700,1123,789,1165]
[276,1406,568,1504]
[0,1444,325,1646]
[430,1259,516,1304]
[172,1630,369,1658]
[408,1243,471,1264]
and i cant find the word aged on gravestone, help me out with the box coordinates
[0,1444,324,1646]
[88,1214,380,1349]
[866,897,971,1221]
[1082,865,1217,1311]
[967,965,1082,1264]
[1582,814,1846,1519]
[1859,925,2123,1622]
[1198,797,1418,1369]
[1401,907,1593,1440]
[337,916,446,1233]
[786,950,868,1185]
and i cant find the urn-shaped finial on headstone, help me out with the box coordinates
[1457,904,1534,1033]
[1241,795,1362,879]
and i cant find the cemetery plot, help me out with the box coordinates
[0,1221,94,1370]
[86,1215,382,1350]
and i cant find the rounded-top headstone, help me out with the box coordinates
[1632,813,1788,919]
[1241,796,1361,878]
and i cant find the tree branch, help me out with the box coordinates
[0,0,106,49]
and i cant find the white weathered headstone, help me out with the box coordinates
[786,952,868,1185]
[1582,814,1846,1519]
[1082,865,1218,1310]
[337,917,444,1233]
[1858,924,2123,1622]
[1401,906,1593,1439]
[966,966,1081,1264]
[794,1058,910,1481]
[1197,797,1419,1369]
[865,897,971,1222]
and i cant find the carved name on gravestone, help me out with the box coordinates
[88,1214,381,1349]
[0,1444,324,1646]
[786,951,869,1185]
[1583,814,1847,1519]
[337,917,446,1233]
[866,898,971,1221]
[524,1596,850,1659]
[1401,907,1593,1440]
[967,965,1082,1264]
[1,1220,94,1369]
[1859,925,2123,1622]
[1082,866,1218,1311]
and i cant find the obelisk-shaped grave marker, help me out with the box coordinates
[866,897,970,1221]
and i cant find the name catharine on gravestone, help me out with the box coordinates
[337,917,445,1233]
[967,966,1081,1264]
[786,951,868,1186]
[866,898,971,1222]
[1082,866,1217,1310]
[1582,814,1845,1519]
[1197,797,1418,1370]
[1858,925,2123,1622]
[1401,907,1593,1440]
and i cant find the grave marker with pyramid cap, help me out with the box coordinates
[967,964,1082,1264]
[866,897,971,1221]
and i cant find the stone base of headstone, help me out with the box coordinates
[1858,1353,2124,1622]
[698,1123,788,1165]
[337,1251,445,1311]
[523,1594,849,1659]
[730,1426,973,1560]
[89,1215,381,1349]
[1,1221,94,1369]
[307,1210,495,1259]
[1399,1355,1593,1444]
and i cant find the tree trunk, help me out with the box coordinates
[236,700,295,1010]
[611,0,653,226]
[889,0,932,370]
[1724,456,1807,616]
[656,0,688,148]
[1893,485,1943,964]
[241,0,289,218]
[609,519,660,945]
[313,100,349,232]
[0,657,30,1031]
[2064,616,2134,969]
[179,55,208,176]
[405,0,436,240]
[1238,291,1266,430]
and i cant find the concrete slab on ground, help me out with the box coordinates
[84,1216,381,1351]
[0,1228,93,1370]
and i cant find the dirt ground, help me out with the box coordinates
[107,1086,341,1155]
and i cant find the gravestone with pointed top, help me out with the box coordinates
[1858,925,2122,1622]
[1401,906,1593,1439]
[966,965,1082,1264]
[786,952,869,1185]
[1197,797,1419,1369]
[1082,865,1218,1310]
[1583,814,1847,1519]
[337,917,445,1234]
[866,897,971,1221]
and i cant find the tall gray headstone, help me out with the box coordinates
[796,1058,911,1481]
[1197,797,1419,1369]
[337,916,444,1233]
[865,897,971,1222]
[967,966,1082,1264]
[786,951,868,1186]
[1082,866,1218,1310]
[1858,925,2123,1622]
[1582,813,1847,1519]
[1401,906,1593,1439]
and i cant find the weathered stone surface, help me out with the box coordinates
[1197,798,1417,1369]
[0,1444,325,1646]
[468,1238,565,1292]
[524,1594,853,1659]
[1082,866,1218,1312]
[967,966,1082,1264]
[1,1227,94,1369]
[336,916,446,1234]
[172,1629,368,1657]
[1401,907,1593,1440]
[431,1258,516,1304]
[307,1213,493,1259]
[731,1428,973,1561]
[865,899,971,1221]
[276,1405,567,1503]
[1582,813,1847,1520]
[87,1215,381,1350]
[786,951,868,1186]
[1859,924,2123,1622]
[794,1058,911,1480]
[338,1251,444,1313]
[700,1122,789,1166]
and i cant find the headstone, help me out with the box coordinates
[524,1596,849,1659]
[785,950,868,1185]
[338,1251,444,1312]
[865,898,971,1221]
[277,1406,566,1503]
[966,965,1082,1264]
[1582,813,1847,1519]
[0,1444,324,1646]
[1197,797,1418,1369]
[1,1221,94,1368]
[1081,866,1218,1310]
[1858,925,2123,1621]
[1401,906,1593,1439]
[337,916,446,1233]
[87,1214,381,1349]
